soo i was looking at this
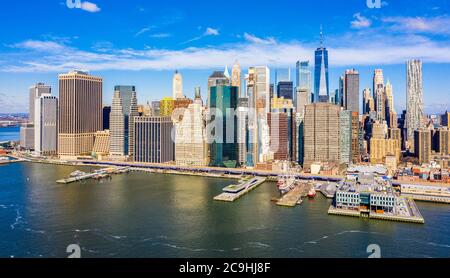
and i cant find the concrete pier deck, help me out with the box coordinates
[276,182,313,207]
[214,177,266,202]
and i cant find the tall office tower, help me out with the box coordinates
[174,96,209,167]
[314,28,330,103]
[375,86,386,122]
[296,61,312,92]
[173,70,183,99]
[442,111,450,127]
[373,69,384,94]
[363,88,373,114]
[58,70,102,158]
[296,114,305,165]
[128,91,139,157]
[237,97,249,166]
[339,110,352,165]
[389,127,402,152]
[134,116,174,163]
[296,88,310,118]
[344,69,360,114]
[160,97,175,117]
[351,112,361,163]
[372,121,388,139]
[399,110,408,149]
[303,103,341,168]
[277,81,294,100]
[384,80,397,128]
[34,94,58,156]
[113,85,137,157]
[103,106,111,130]
[338,76,345,107]
[232,60,241,96]
[407,60,424,152]
[246,66,271,165]
[29,83,51,123]
[207,70,230,107]
[208,83,239,168]
[267,112,289,161]
[20,123,35,149]
[414,129,431,164]
[434,128,449,155]
[109,91,125,157]
[370,138,401,164]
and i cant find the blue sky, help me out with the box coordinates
[0,0,450,114]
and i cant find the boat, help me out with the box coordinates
[70,170,86,178]
[277,176,297,195]
[308,188,317,198]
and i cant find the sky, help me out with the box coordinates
[0,0,450,114]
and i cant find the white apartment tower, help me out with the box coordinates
[406,60,424,152]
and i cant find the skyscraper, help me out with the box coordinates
[237,97,249,166]
[58,70,102,158]
[232,60,241,96]
[268,112,289,161]
[373,69,384,93]
[246,66,271,165]
[34,94,58,156]
[134,116,174,163]
[29,83,51,123]
[208,82,239,168]
[344,69,360,114]
[173,70,183,99]
[414,129,431,164]
[277,81,294,100]
[340,110,352,165]
[303,103,341,168]
[175,94,209,166]
[314,28,330,103]
[407,60,424,152]
[296,61,312,92]
[208,70,230,107]
[109,91,125,157]
[363,88,373,114]
[128,91,139,157]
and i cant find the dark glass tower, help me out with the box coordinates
[209,82,239,168]
[277,81,294,99]
[314,28,330,103]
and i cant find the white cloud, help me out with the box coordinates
[382,16,450,35]
[243,33,276,45]
[351,13,372,29]
[204,27,219,36]
[3,32,450,73]
[80,1,101,13]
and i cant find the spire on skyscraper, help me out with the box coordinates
[320,25,324,47]
[224,65,231,79]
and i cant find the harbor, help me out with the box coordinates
[56,167,130,184]
[213,177,266,202]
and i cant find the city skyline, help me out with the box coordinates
[0,0,450,113]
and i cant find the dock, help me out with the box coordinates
[214,177,266,202]
[316,182,338,199]
[328,197,425,224]
[56,167,130,184]
[276,182,314,207]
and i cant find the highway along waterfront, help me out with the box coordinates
[0,162,449,258]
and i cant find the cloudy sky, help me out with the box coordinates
[0,0,449,113]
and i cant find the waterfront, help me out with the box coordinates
[0,127,19,142]
[0,162,449,258]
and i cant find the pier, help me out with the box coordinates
[276,182,314,207]
[328,197,425,224]
[214,177,266,202]
[56,167,130,184]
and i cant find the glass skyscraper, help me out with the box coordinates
[208,82,239,168]
[314,30,330,103]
